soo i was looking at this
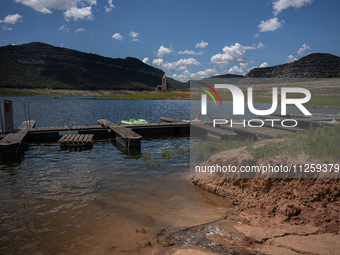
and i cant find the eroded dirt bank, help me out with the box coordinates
[186,141,340,254]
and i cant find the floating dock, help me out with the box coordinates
[0,118,190,154]
[258,114,340,129]
[1,113,338,154]
[218,122,296,139]
[0,120,35,154]
[97,119,142,149]
[161,118,236,140]
[58,134,93,148]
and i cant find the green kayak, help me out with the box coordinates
[121,119,149,125]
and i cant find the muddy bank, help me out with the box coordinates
[192,140,340,233]
[179,140,340,254]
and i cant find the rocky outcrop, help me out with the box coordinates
[246,53,340,78]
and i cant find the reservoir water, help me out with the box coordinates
[0,97,338,254]
[0,97,232,255]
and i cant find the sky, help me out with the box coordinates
[1,0,340,82]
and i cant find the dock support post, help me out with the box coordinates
[4,99,14,133]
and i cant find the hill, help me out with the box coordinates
[246,53,340,78]
[210,73,244,79]
[0,42,187,91]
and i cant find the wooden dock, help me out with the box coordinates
[1,113,337,154]
[190,122,236,140]
[97,119,142,149]
[258,114,340,129]
[0,118,191,153]
[219,123,296,139]
[59,134,93,147]
[161,118,237,140]
[0,120,36,154]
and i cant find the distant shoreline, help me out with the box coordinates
[1,87,340,109]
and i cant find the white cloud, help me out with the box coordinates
[286,44,311,63]
[112,33,123,41]
[257,42,264,49]
[152,58,165,66]
[175,58,201,67]
[210,42,263,68]
[172,70,191,82]
[2,26,13,31]
[64,6,93,21]
[75,27,85,33]
[15,0,97,15]
[286,55,297,63]
[193,69,219,79]
[195,41,208,48]
[129,31,139,41]
[259,62,270,68]
[105,0,115,12]
[273,0,314,16]
[177,66,188,71]
[156,45,173,58]
[0,14,23,24]
[297,43,311,56]
[258,17,284,32]
[172,68,219,82]
[255,33,260,38]
[226,63,249,76]
[152,57,201,73]
[59,24,70,32]
[142,57,150,64]
[152,58,177,72]
[178,50,205,55]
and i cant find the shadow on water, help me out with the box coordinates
[0,153,24,166]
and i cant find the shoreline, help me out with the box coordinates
[181,135,340,255]
[1,87,340,109]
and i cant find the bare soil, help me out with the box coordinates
[184,139,340,254]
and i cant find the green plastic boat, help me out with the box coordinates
[121,119,149,125]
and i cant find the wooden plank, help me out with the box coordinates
[58,134,69,143]
[74,134,81,143]
[30,125,102,132]
[97,120,142,139]
[219,123,295,139]
[97,119,142,149]
[259,115,339,128]
[160,117,186,123]
[58,133,93,147]
[0,120,36,153]
[78,134,85,143]
[0,129,28,146]
[87,134,93,142]
[18,120,36,129]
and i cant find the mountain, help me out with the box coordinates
[0,42,187,90]
[246,53,340,78]
[210,74,244,79]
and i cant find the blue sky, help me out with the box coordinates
[1,0,340,82]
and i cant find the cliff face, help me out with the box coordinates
[0,42,169,90]
[246,53,340,78]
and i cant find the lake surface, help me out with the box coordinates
[0,97,232,255]
[0,97,338,254]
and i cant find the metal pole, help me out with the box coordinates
[0,101,4,133]
[28,101,31,129]
[23,100,28,129]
